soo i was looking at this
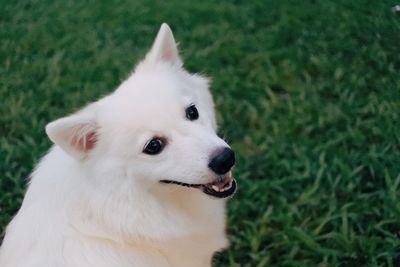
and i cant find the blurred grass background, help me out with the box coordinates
[1,0,400,266]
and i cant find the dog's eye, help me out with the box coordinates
[143,138,165,155]
[185,104,199,121]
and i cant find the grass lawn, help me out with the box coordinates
[1,0,400,266]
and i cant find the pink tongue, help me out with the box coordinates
[210,177,231,190]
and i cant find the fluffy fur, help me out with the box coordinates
[0,24,233,267]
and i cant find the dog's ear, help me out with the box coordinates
[145,23,182,66]
[45,110,98,160]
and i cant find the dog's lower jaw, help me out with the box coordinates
[160,172,237,199]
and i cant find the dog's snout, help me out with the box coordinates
[208,147,235,175]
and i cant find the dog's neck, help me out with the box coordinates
[71,178,227,240]
[65,166,228,265]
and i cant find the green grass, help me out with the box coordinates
[1,0,400,266]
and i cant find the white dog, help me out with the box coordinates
[0,23,236,267]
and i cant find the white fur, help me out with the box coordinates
[0,23,231,267]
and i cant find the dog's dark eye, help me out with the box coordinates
[185,104,199,121]
[143,138,165,155]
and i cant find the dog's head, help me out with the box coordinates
[46,24,236,199]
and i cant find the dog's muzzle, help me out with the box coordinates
[160,171,237,199]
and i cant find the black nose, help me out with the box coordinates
[208,147,235,175]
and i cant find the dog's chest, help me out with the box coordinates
[155,235,227,267]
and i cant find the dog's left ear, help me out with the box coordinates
[145,23,182,66]
[45,108,99,160]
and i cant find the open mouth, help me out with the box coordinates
[160,173,237,199]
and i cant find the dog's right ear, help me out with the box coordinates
[144,23,182,66]
[46,110,98,160]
